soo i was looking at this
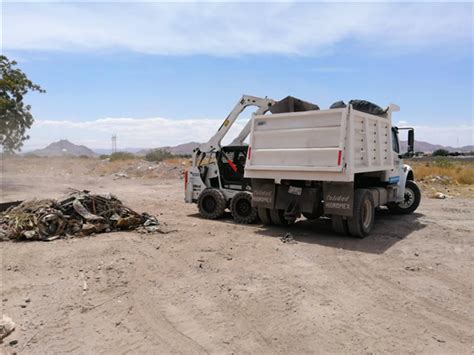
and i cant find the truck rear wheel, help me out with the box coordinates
[347,189,375,238]
[230,192,258,224]
[258,208,273,225]
[197,188,226,220]
[388,180,421,215]
[270,209,294,226]
[332,215,349,235]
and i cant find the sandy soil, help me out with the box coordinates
[1,157,473,354]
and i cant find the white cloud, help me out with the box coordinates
[2,2,472,55]
[22,116,247,150]
[22,116,473,152]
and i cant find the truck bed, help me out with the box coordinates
[245,106,395,182]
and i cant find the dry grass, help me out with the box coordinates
[164,157,191,166]
[411,160,474,185]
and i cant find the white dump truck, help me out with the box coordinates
[245,100,420,237]
[185,95,420,238]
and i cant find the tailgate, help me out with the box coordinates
[246,108,347,173]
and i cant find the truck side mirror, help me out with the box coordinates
[408,129,415,155]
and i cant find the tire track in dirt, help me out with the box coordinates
[332,252,472,351]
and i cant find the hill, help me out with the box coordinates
[136,142,200,156]
[400,140,473,153]
[27,140,97,157]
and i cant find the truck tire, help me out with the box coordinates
[258,207,273,225]
[270,209,294,226]
[387,180,421,215]
[230,192,258,224]
[332,215,349,235]
[347,189,375,238]
[197,188,226,219]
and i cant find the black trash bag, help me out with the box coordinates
[329,99,388,116]
[270,96,319,114]
[329,100,347,109]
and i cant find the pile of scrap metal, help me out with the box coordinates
[0,190,161,241]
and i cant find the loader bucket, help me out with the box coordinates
[269,96,320,114]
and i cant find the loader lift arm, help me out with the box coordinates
[195,95,276,161]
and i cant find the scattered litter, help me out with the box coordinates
[0,315,15,341]
[432,336,446,343]
[280,233,297,244]
[81,272,88,293]
[112,172,129,180]
[434,192,447,199]
[0,190,165,241]
[405,266,421,272]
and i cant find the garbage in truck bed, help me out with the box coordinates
[269,96,388,116]
[0,190,164,241]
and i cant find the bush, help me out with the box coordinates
[432,149,449,157]
[99,154,110,160]
[109,152,135,161]
[145,149,173,162]
[433,157,453,168]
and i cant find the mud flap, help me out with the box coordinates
[323,182,354,217]
[251,179,275,209]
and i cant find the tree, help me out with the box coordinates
[0,55,45,153]
[432,149,449,157]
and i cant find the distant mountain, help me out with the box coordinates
[136,142,200,156]
[400,140,473,153]
[161,141,200,155]
[28,140,97,157]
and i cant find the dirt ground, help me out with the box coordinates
[1,157,473,354]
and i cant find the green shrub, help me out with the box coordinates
[145,149,173,162]
[433,157,453,168]
[432,149,449,157]
[99,154,110,160]
[109,152,135,161]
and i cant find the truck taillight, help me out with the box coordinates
[184,170,188,188]
[337,150,342,166]
[247,146,252,160]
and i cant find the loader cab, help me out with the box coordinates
[216,146,250,191]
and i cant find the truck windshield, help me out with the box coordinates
[392,128,400,153]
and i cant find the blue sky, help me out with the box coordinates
[2,1,473,150]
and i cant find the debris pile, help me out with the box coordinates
[0,190,162,241]
[0,315,15,341]
[280,233,297,244]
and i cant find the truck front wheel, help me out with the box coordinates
[388,180,421,215]
[347,189,375,238]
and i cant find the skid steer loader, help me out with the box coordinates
[184,95,275,223]
[184,95,319,223]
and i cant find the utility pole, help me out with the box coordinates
[111,134,117,153]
